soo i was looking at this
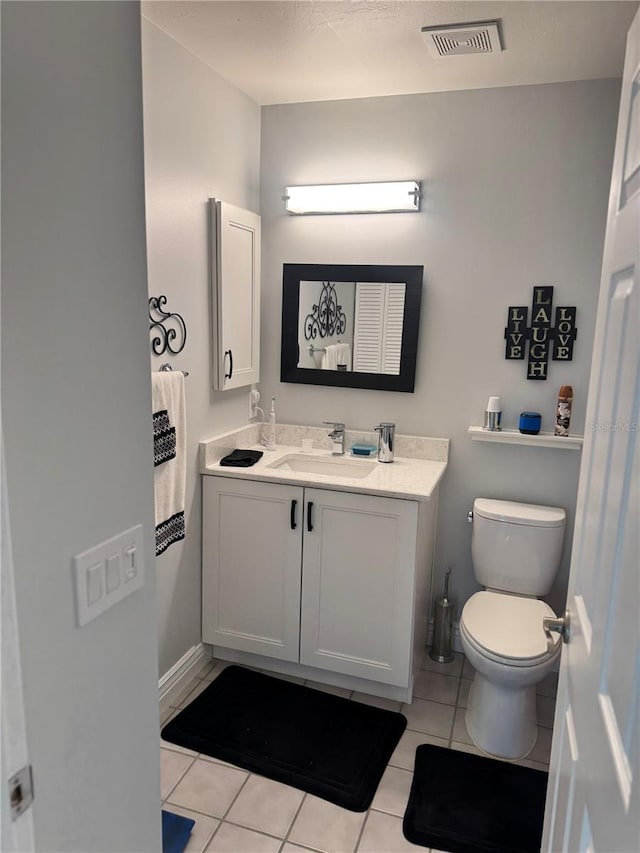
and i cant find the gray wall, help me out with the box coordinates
[141,19,261,675]
[260,80,620,617]
[2,3,161,851]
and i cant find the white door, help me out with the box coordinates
[1,440,35,852]
[210,200,261,390]
[542,10,640,851]
[202,478,303,661]
[300,488,418,686]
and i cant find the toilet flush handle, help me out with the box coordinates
[467,511,474,523]
[543,610,571,653]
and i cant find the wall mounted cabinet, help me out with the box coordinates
[202,476,437,696]
[209,199,261,390]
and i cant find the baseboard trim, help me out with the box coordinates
[159,643,211,706]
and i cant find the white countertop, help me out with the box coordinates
[201,437,447,502]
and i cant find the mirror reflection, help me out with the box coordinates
[297,280,406,375]
[281,264,423,393]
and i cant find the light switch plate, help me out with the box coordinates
[73,524,144,627]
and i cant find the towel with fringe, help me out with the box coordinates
[152,371,186,556]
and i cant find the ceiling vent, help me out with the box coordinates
[421,21,502,58]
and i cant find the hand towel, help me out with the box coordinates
[321,343,352,371]
[336,342,352,371]
[152,371,186,556]
[321,344,341,370]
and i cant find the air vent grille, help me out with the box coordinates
[421,21,502,59]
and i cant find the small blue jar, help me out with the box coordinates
[519,412,542,435]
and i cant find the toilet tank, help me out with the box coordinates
[471,498,566,596]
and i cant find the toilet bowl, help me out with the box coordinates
[460,499,565,759]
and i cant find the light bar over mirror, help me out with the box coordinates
[284,181,421,214]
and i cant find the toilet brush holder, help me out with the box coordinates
[429,567,455,664]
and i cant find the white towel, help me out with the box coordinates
[322,343,352,371]
[152,371,186,556]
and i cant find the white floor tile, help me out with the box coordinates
[160,733,199,759]
[527,726,552,765]
[304,680,352,698]
[281,844,316,853]
[450,740,484,758]
[357,810,419,852]
[161,805,219,853]
[451,708,474,745]
[206,822,281,852]
[462,657,475,680]
[388,731,449,772]
[288,795,366,853]
[351,692,402,712]
[401,698,454,739]
[536,694,556,728]
[161,748,196,800]
[370,765,413,817]
[420,650,463,678]
[412,670,459,706]
[166,757,248,818]
[225,774,304,838]
[457,678,472,709]
[177,678,212,709]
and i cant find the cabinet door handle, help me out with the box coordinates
[224,349,233,380]
[307,501,314,532]
[290,499,297,530]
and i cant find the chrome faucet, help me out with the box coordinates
[323,421,346,455]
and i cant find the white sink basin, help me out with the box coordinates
[266,454,376,479]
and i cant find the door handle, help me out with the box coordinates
[290,499,297,530]
[224,349,233,380]
[307,501,314,532]
[543,609,571,653]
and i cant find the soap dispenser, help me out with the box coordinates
[374,423,395,463]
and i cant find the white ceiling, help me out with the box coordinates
[142,0,639,105]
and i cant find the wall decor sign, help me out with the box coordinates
[504,286,577,380]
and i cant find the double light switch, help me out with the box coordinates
[73,524,144,627]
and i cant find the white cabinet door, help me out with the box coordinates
[300,488,419,686]
[209,200,260,390]
[202,478,303,662]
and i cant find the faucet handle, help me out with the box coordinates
[323,421,345,431]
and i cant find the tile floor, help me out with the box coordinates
[159,651,557,853]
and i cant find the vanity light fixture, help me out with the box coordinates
[284,181,421,215]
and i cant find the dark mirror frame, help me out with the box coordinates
[280,263,423,392]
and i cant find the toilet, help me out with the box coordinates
[460,498,566,760]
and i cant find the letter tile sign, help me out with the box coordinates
[504,287,577,380]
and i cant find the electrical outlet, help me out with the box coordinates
[249,388,260,419]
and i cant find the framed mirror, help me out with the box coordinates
[281,263,423,392]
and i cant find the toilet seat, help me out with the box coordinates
[461,591,560,665]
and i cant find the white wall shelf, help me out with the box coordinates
[468,426,583,450]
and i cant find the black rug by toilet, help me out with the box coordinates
[161,665,406,812]
[403,745,548,853]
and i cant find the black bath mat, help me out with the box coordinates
[403,745,548,853]
[161,665,406,811]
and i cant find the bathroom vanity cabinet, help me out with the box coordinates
[202,476,437,697]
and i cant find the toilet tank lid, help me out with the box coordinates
[474,498,565,527]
